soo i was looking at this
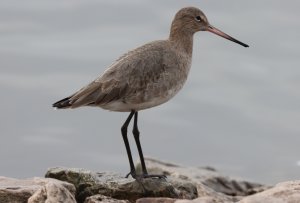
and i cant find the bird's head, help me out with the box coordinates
[170,7,249,47]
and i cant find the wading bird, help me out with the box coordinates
[53,7,248,179]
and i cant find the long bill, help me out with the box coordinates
[206,25,249,47]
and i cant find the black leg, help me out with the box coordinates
[132,111,166,180]
[132,111,148,175]
[121,110,136,178]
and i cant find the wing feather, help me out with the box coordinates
[67,40,177,108]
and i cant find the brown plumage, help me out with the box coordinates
[53,39,192,111]
[53,7,248,179]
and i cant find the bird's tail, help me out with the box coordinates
[52,97,72,109]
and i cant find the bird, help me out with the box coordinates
[53,7,249,179]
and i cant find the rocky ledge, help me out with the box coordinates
[0,158,299,203]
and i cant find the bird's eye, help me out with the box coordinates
[195,16,201,22]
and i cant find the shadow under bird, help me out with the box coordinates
[53,7,249,179]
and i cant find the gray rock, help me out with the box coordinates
[137,196,234,203]
[137,183,239,203]
[0,176,76,203]
[84,194,129,203]
[137,197,176,203]
[167,177,198,199]
[176,196,235,203]
[45,167,198,203]
[136,158,267,197]
[193,182,239,203]
[239,180,300,203]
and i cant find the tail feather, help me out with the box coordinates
[52,97,72,109]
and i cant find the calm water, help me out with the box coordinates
[0,0,300,184]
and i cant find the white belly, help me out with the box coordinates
[101,85,182,112]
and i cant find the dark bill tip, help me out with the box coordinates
[207,25,249,48]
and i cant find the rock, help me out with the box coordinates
[137,197,176,203]
[185,196,234,203]
[136,158,267,197]
[193,182,239,202]
[84,194,130,203]
[46,167,198,203]
[2,158,299,203]
[0,176,76,203]
[137,184,238,203]
[167,178,198,199]
[239,180,300,203]
[137,196,234,203]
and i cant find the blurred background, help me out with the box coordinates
[0,0,299,184]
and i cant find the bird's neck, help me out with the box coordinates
[169,27,194,56]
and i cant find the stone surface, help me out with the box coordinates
[137,197,176,203]
[137,158,267,197]
[0,176,76,203]
[136,180,300,203]
[239,180,300,203]
[137,197,234,203]
[46,167,198,203]
[193,182,239,203]
[2,159,300,203]
[137,184,239,203]
[84,194,130,203]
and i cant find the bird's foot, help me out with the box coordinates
[125,171,136,178]
[125,171,166,180]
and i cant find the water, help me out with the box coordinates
[0,0,300,184]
